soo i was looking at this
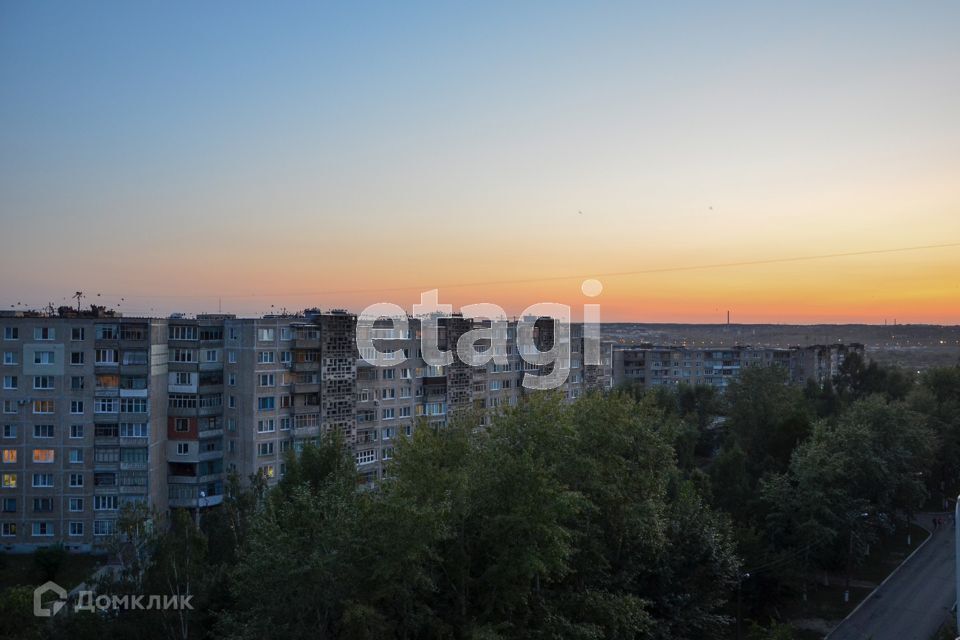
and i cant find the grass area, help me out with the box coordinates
[0,552,106,591]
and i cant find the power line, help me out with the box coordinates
[89,240,960,301]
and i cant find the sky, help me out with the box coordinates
[1,1,958,323]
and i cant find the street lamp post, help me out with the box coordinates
[195,490,206,529]
[736,571,750,640]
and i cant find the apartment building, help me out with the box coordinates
[1,311,168,552]
[611,343,863,390]
[1,308,611,550]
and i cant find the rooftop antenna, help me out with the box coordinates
[73,291,84,313]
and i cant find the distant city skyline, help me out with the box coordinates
[1,1,958,323]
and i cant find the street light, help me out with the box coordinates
[736,571,751,640]
[195,490,206,529]
[844,511,870,604]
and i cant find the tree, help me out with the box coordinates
[33,543,67,581]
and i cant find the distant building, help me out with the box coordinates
[0,308,612,551]
[611,343,863,390]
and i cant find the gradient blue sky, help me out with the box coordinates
[1,1,958,321]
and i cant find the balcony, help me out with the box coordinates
[293,425,320,437]
[292,338,320,350]
[292,404,321,416]
[292,360,320,373]
[291,382,320,395]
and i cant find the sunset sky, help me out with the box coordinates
[1,1,958,323]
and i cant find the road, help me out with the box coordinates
[828,516,955,640]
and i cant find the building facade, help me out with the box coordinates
[610,343,864,390]
[1,309,611,551]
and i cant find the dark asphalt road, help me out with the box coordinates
[828,519,955,640]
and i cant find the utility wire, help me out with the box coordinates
[84,240,960,300]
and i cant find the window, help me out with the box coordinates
[33,497,53,512]
[33,424,54,438]
[176,442,189,455]
[32,449,54,463]
[2,449,15,463]
[228,373,236,386]
[172,349,195,363]
[257,419,275,433]
[122,351,147,365]
[94,520,115,536]
[71,376,85,390]
[381,388,396,400]
[1,523,15,536]
[70,400,84,414]
[257,351,275,364]
[121,398,147,413]
[2,376,16,389]
[69,498,83,512]
[3,424,16,438]
[33,376,54,390]
[3,327,19,340]
[258,397,275,411]
[169,325,198,341]
[2,497,15,512]
[280,351,292,363]
[383,369,396,380]
[174,372,192,385]
[32,400,55,414]
[94,495,119,510]
[174,418,190,432]
[95,398,118,413]
[404,424,413,437]
[2,401,16,414]
[205,350,218,362]
[95,324,118,340]
[70,424,84,439]
[34,327,55,341]
[381,408,395,420]
[69,522,84,536]
[69,449,84,463]
[95,349,118,365]
[169,394,196,409]
[400,406,412,418]
[94,423,117,438]
[96,449,119,463]
[120,423,148,438]
[32,473,54,487]
[32,522,53,536]
[34,351,55,365]
[382,427,395,440]
[71,327,85,340]
[258,373,275,387]
[71,351,85,365]
[257,442,274,456]
[69,473,84,487]
[2,352,16,365]
[355,449,377,465]
[2,473,16,488]
[257,328,275,342]
[228,351,237,364]
[279,417,291,431]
